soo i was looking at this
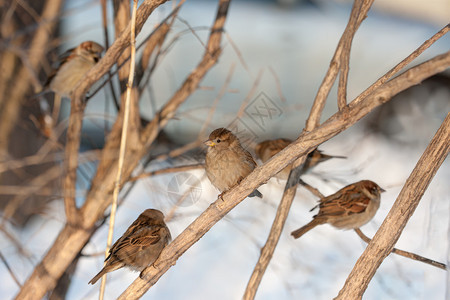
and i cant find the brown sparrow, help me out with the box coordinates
[255,138,345,179]
[43,41,104,98]
[89,209,171,284]
[205,128,262,198]
[291,180,384,239]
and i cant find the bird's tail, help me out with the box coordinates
[249,189,263,198]
[88,269,106,285]
[291,218,325,239]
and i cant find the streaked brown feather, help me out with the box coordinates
[89,209,170,285]
[292,180,384,238]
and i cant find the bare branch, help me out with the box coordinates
[336,113,450,299]
[63,0,171,224]
[305,0,373,129]
[119,51,450,300]
[337,0,374,110]
[354,229,446,270]
[0,250,22,288]
[353,23,450,105]
[243,2,375,296]
[243,158,307,300]
[0,0,63,154]
[129,164,204,182]
[98,1,139,297]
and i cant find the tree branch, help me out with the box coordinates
[336,113,450,299]
[337,0,374,110]
[243,157,307,300]
[119,52,450,299]
[14,1,171,299]
[354,228,446,270]
[305,0,373,129]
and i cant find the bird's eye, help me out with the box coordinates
[216,139,221,143]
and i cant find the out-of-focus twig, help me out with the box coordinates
[129,164,204,182]
[306,0,373,128]
[0,0,63,154]
[0,250,22,288]
[243,2,374,298]
[354,228,446,270]
[98,0,138,299]
[119,52,450,300]
[336,113,450,299]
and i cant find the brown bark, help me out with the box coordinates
[336,113,450,299]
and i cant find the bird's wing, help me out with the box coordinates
[109,226,162,259]
[316,191,370,218]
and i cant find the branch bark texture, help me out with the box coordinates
[120,52,450,299]
[335,113,450,299]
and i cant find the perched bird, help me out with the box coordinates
[291,180,384,239]
[43,41,104,98]
[255,138,345,180]
[205,128,262,198]
[89,209,171,284]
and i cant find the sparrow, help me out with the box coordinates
[255,138,345,180]
[204,128,262,198]
[89,209,171,284]
[291,180,385,239]
[43,41,104,98]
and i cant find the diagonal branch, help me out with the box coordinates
[242,19,449,300]
[353,23,450,105]
[354,229,446,270]
[336,113,450,299]
[15,1,172,299]
[305,0,373,129]
[0,0,63,154]
[63,0,170,224]
[243,156,307,300]
[139,0,230,148]
[119,51,450,299]
[337,0,374,110]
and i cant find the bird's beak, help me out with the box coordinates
[380,187,386,193]
[204,140,215,147]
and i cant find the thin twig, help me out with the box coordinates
[336,113,450,299]
[118,52,450,299]
[305,0,373,129]
[100,0,120,112]
[199,63,237,137]
[165,175,205,222]
[268,66,287,104]
[98,1,138,299]
[0,250,22,288]
[242,3,375,297]
[152,140,202,162]
[14,2,172,299]
[235,69,264,120]
[337,0,373,110]
[0,224,32,260]
[243,157,307,300]
[354,228,446,270]
[298,179,324,199]
[128,164,204,182]
[353,23,450,105]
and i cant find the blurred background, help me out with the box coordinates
[0,0,449,299]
